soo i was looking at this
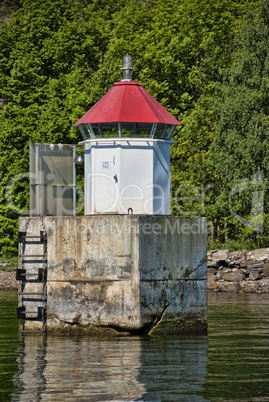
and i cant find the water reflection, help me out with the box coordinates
[12,335,208,401]
[0,290,19,401]
[201,293,269,401]
[3,292,269,400]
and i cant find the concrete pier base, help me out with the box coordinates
[18,215,207,334]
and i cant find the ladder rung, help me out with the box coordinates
[17,268,47,281]
[25,311,42,314]
[17,306,46,319]
[20,330,43,334]
[20,254,45,257]
[22,236,41,239]
[20,292,46,296]
[20,255,45,257]
[21,262,46,265]
[18,231,47,243]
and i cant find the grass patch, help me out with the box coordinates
[207,239,252,252]
[0,256,18,271]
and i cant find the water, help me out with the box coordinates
[1,290,269,401]
[0,290,20,401]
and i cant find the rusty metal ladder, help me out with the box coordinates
[16,230,47,334]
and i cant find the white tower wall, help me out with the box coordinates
[83,139,173,215]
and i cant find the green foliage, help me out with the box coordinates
[211,0,269,246]
[0,256,18,270]
[207,239,252,252]
[0,0,266,255]
[0,0,112,255]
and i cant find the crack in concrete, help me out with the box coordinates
[183,255,207,278]
[146,300,170,336]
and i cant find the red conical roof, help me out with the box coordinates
[74,81,180,126]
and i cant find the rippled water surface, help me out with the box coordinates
[0,290,269,401]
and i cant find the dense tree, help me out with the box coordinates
[91,0,255,222]
[0,0,119,254]
[0,0,263,255]
[211,0,269,246]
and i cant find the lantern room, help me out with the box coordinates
[75,55,181,215]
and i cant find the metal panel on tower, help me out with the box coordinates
[29,143,76,216]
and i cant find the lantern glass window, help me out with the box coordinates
[79,122,175,139]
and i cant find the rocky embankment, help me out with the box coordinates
[207,249,269,293]
[2,250,269,292]
[0,260,18,289]
[0,271,17,289]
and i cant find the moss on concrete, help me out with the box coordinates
[150,320,208,335]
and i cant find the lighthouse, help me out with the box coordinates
[75,54,180,215]
[17,56,207,335]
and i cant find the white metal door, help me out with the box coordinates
[92,147,119,213]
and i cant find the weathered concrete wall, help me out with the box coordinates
[19,215,207,334]
[138,216,207,333]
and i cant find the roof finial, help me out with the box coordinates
[120,54,134,81]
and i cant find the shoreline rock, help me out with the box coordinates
[2,248,269,293]
[207,248,269,293]
[0,270,18,289]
